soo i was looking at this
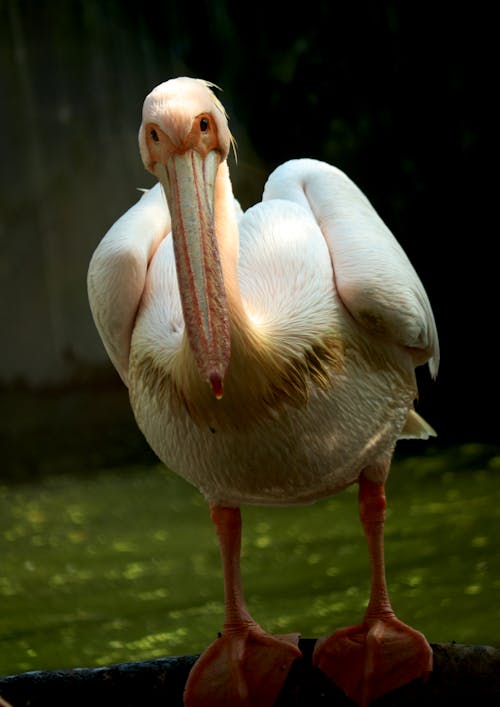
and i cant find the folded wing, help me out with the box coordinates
[87,184,170,384]
[263,159,439,378]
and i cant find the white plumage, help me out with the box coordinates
[89,157,438,505]
[87,77,438,706]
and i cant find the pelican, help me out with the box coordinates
[88,77,439,706]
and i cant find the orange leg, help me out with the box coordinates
[184,506,300,706]
[313,474,432,706]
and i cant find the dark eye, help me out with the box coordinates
[150,128,159,142]
[200,117,209,132]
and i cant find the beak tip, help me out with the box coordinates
[209,373,224,400]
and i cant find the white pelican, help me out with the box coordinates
[88,77,439,707]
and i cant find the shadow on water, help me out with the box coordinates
[1,387,499,676]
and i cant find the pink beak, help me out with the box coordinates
[158,149,230,398]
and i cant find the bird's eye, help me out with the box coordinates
[150,128,159,142]
[200,117,209,132]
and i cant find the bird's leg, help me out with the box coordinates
[183,505,300,707]
[313,472,432,706]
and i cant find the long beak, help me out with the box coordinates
[157,149,230,398]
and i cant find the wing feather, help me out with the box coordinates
[263,159,439,377]
[87,184,170,384]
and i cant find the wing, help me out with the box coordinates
[87,184,170,384]
[263,159,440,377]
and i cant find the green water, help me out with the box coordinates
[1,444,499,677]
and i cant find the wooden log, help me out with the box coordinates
[0,640,499,706]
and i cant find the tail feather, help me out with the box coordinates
[400,410,437,440]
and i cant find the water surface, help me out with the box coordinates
[1,443,499,675]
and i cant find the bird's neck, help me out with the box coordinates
[213,161,277,369]
[213,161,245,326]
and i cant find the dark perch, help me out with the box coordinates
[0,640,499,706]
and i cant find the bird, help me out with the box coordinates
[88,77,439,707]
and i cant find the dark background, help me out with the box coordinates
[1,1,496,466]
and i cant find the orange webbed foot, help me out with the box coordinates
[184,624,300,706]
[313,614,432,706]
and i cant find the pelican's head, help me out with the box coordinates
[139,77,233,171]
[138,77,234,399]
